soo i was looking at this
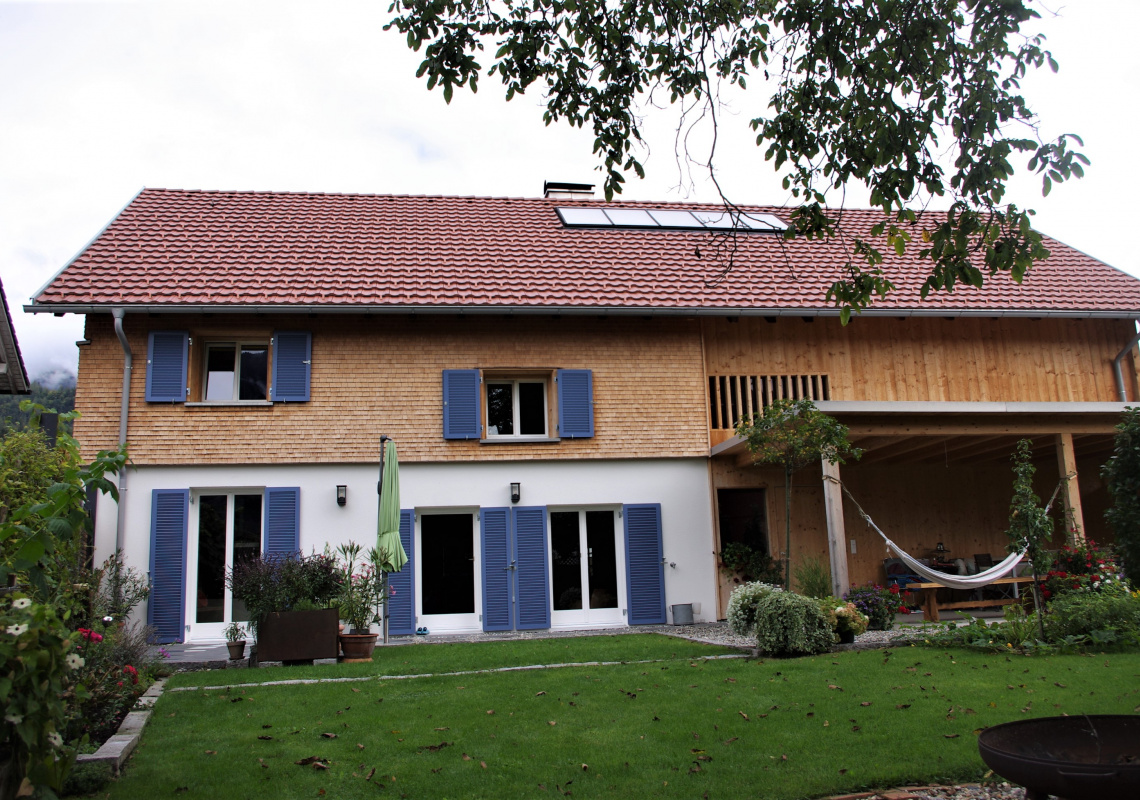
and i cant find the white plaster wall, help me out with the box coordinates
[95,458,717,637]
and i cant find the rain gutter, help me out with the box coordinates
[112,308,132,553]
[1113,322,1140,402]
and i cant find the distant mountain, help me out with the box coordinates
[33,368,77,389]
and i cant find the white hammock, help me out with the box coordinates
[826,476,1047,591]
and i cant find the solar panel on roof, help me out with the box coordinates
[604,208,658,227]
[556,206,786,232]
[557,207,613,226]
[647,210,706,228]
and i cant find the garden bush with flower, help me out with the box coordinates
[843,583,904,631]
[1038,539,1124,601]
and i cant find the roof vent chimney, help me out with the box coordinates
[544,181,595,199]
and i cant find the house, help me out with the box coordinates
[0,279,30,395]
[26,187,1140,642]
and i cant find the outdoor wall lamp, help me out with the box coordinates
[336,485,347,506]
[510,482,521,504]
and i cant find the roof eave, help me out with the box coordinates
[22,302,1140,320]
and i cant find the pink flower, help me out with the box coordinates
[123,665,139,685]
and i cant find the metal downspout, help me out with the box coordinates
[113,309,132,553]
[1113,323,1140,402]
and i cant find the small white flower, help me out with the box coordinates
[47,731,63,748]
[5,624,28,636]
[4,713,23,725]
[103,615,114,624]
[11,598,31,610]
[66,653,85,669]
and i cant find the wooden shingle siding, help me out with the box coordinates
[702,316,1138,404]
[74,314,707,464]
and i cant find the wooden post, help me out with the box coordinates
[821,459,850,597]
[1055,433,1086,545]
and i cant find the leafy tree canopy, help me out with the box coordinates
[388,0,1087,319]
[1103,407,1140,588]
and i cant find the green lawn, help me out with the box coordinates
[112,639,1139,800]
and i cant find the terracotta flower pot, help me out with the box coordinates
[339,632,379,662]
[226,640,247,660]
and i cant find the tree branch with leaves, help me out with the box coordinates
[387,0,1086,318]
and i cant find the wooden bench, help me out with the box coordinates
[905,577,1034,622]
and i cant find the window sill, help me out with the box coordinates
[479,437,561,444]
[185,401,274,407]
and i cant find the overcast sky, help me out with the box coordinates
[3,0,1139,382]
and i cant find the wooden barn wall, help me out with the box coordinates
[711,454,1104,617]
[74,314,708,465]
[702,316,1137,432]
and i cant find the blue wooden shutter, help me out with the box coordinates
[271,331,311,402]
[624,503,666,625]
[148,489,188,643]
[145,331,188,402]
[387,510,416,635]
[443,369,481,439]
[557,369,594,438]
[481,508,512,631]
[263,487,300,556]
[513,507,550,630]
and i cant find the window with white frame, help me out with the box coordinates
[203,342,269,402]
[485,379,548,437]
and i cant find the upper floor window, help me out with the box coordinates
[486,379,548,437]
[145,330,311,404]
[204,342,269,401]
[442,368,593,440]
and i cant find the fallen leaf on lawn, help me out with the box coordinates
[696,755,712,762]
[357,744,364,750]
[312,762,330,770]
[318,790,326,796]
[548,721,557,726]
[725,678,736,683]
[230,697,244,703]
[538,784,546,790]
[823,721,829,727]
[432,768,442,774]
[261,724,272,729]
[486,710,495,715]
[806,712,814,718]
[434,727,450,731]
[738,712,750,721]
[480,761,487,770]
[258,758,267,768]
[652,716,659,722]
[462,754,472,761]
[1055,683,1067,688]
[723,738,738,745]
[839,768,848,775]
[295,756,327,766]
[691,748,706,754]
[258,735,273,740]
[781,754,788,761]
[689,763,702,774]
[536,691,546,696]
[973,728,987,736]
[166,712,176,718]
[896,704,911,710]
[205,750,217,755]
[351,688,361,693]
[321,733,338,739]
[175,788,188,794]
[581,764,588,771]
[851,726,861,732]
[860,702,872,707]
[944,734,960,739]
[420,742,451,753]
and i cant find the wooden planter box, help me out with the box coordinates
[255,608,339,662]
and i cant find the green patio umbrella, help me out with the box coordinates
[376,437,407,643]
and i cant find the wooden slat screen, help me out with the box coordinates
[708,373,831,430]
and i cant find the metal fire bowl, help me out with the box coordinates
[977,715,1140,800]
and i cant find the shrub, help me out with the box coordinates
[793,556,832,598]
[62,760,112,796]
[753,591,836,657]
[844,583,902,631]
[719,542,783,584]
[1048,588,1140,642]
[1039,540,1126,601]
[726,581,782,637]
[227,550,340,636]
[1103,407,1140,588]
[1,596,83,799]
[65,619,156,745]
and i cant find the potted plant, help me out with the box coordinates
[833,602,869,644]
[335,542,386,661]
[227,550,341,664]
[223,621,247,659]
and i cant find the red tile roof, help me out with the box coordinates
[31,188,1140,315]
